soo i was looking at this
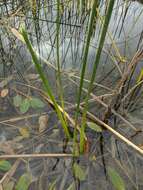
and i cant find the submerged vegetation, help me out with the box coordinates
[0,0,143,189]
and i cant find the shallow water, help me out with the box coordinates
[0,0,143,189]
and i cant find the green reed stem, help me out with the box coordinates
[79,0,115,153]
[56,0,67,124]
[21,29,71,139]
[73,0,99,155]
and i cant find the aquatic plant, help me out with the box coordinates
[0,0,143,189]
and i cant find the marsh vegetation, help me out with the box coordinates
[0,0,143,189]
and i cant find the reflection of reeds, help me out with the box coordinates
[0,0,143,157]
[1,1,143,190]
[131,0,143,4]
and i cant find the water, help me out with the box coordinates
[1,1,143,74]
[0,0,143,189]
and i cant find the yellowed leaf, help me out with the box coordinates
[14,136,24,142]
[11,28,25,43]
[1,88,9,98]
[89,155,96,161]
[137,69,143,83]
[38,115,49,133]
[19,127,30,138]
[26,73,39,80]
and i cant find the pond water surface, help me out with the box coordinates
[0,0,143,189]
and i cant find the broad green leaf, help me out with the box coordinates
[30,97,45,108]
[87,122,102,132]
[3,181,15,190]
[13,95,22,107]
[20,99,30,113]
[15,173,32,190]
[108,167,126,190]
[0,160,12,172]
[73,163,86,181]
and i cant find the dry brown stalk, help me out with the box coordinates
[83,108,143,156]
[121,79,143,103]
[102,50,143,123]
[0,113,48,123]
[69,77,138,131]
[0,153,73,159]
[117,50,143,93]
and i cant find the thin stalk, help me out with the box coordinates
[0,153,73,159]
[80,0,85,12]
[77,0,80,13]
[21,29,71,139]
[56,0,67,125]
[97,8,126,63]
[73,0,99,155]
[79,0,115,153]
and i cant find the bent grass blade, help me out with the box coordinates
[21,28,71,139]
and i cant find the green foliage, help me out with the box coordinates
[30,97,45,108]
[13,95,45,113]
[3,181,15,190]
[67,182,75,190]
[108,167,126,190]
[48,179,57,190]
[20,98,30,113]
[15,173,32,190]
[74,0,100,154]
[0,160,12,172]
[73,163,86,181]
[21,28,71,139]
[56,0,66,124]
[79,0,115,154]
[13,95,22,107]
[86,122,102,132]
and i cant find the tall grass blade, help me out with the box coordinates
[79,0,115,153]
[108,167,126,190]
[73,0,99,154]
[56,0,67,124]
[21,28,71,139]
